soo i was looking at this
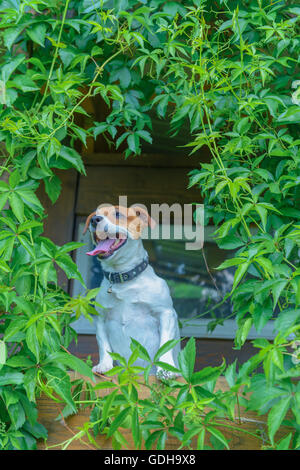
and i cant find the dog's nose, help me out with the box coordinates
[91,215,103,228]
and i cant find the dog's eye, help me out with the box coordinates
[115,211,122,219]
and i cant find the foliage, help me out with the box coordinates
[0,0,299,450]
[51,338,298,450]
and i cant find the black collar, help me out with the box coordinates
[102,257,149,284]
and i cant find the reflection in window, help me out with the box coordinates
[143,239,234,326]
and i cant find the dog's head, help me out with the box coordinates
[83,204,155,259]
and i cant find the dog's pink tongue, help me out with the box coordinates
[86,238,116,256]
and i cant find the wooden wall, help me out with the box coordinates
[77,152,204,216]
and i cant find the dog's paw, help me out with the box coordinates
[156,367,180,381]
[92,360,113,375]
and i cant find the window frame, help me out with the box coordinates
[71,218,276,340]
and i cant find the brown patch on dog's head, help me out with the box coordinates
[127,205,156,239]
[83,210,96,235]
[83,204,156,239]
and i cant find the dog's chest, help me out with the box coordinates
[96,266,173,312]
[97,281,147,310]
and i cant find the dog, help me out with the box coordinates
[83,204,181,378]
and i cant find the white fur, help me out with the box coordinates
[91,216,181,377]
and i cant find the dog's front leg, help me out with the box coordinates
[92,314,113,375]
[154,307,181,379]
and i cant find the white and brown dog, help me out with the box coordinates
[83,204,181,378]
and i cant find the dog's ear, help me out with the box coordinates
[83,211,96,235]
[130,206,156,229]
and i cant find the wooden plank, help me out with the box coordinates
[76,166,202,216]
[37,169,78,290]
[68,336,259,373]
[36,374,293,450]
[82,151,210,168]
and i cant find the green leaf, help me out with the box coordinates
[274,309,300,331]
[127,133,140,154]
[10,75,39,92]
[23,420,48,440]
[271,280,288,309]
[45,352,94,380]
[17,189,44,215]
[216,257,246,270]
[0,181,9,192]
[18,220,42,232]
[91,46,103,57]
[6,355,35,368]
[113,67,131,88]
[153,339,180,363]
[128,348,140,367]
[37,261,51,288]
[182,426,202,445]
[102,389,118,423]
[27,23,47,47]
[156,430,167,450]
[255,205,267,231]
[1,55,25,82]
[57,241,85,255]
[9,169,21,188]
[0,340,7,369]
[145,430,165,450]
[129,338,151,363]
[197,427,206,450]
[4,318,27,342]
[132,408,141,448]
[8,402,26,430]
[0,259,11,273]
[55,254,85,285]
[19,234,35,258]
[215,180,228,195]
[107,406,131,437]
[0,193,8,210]
[154,361,180,373]
[59,47,77,67]
[26,324,40,361]
[59,146,86,174]
[42,366,76,412]
[92,122,108,138]
[191,361,225,386]
[0,366,24,386]
[268,397,291,444]
[277,106,300,123]
[276,432,292,450]
[9,192,24,222]
[270,348,284,372]
[178,337,195,381]
[252,303,273,333]
[93,381,117,390]
[207,426,230,450]
[104,366,124,376]
[3,25,24,50]
[2,389,19,407]
[136,130,152,144]
[44,174,62,204]
[24,369,37,402]
[232,262,249,291]
[236,317,253,347]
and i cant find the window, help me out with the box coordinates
[72,220,276,339]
